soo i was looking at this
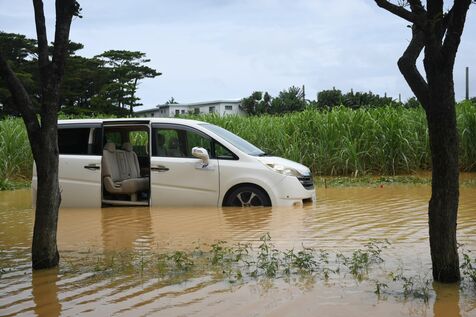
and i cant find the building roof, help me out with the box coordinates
[135,100,241,114]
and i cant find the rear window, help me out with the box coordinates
[58,127,101,155]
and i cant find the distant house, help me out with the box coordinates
[135,100,245,117]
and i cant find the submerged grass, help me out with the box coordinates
[315,175,432,188]
[59,234,476,303]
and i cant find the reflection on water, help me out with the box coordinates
[101,208,153,252]
[0,185,475,316]
[433,282,461,317]
[32,269,61,317]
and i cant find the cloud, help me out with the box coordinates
[0,0,474,106]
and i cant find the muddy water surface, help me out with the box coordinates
[1,185,475,316]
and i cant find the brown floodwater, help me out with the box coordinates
[0,184,475,316]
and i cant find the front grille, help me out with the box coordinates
[297,176,314,190]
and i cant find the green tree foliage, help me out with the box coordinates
[271,86,306,114]
[0,32,38,116]
[165,97,178,105]
[241,91,271,115]
[241,87,305,116]
[404,97,421,108]
[60,43,111,115]
[317,88,343,108]
[0,32,37,63]
[61,56,107,115]
[0,33,161,117]
[342,90,394,108]
[94,50,161,115]
[241,86,424,116]
[317,88,396,108]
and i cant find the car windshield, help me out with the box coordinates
[200,124,265,156]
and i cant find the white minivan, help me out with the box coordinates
[32,118,316,208]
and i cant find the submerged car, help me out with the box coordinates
[31,118,316,208]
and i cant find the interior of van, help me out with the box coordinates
[101,125,150,206]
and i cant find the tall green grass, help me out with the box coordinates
[0,102,474,187]
[0,117,33,188]
[458,102,476,171]
[195,102,475,175]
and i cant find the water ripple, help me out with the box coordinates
[0,185,475,316]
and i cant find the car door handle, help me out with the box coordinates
[84,164,100,171]
[151,165,169,172]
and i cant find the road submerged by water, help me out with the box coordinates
[0,185,475,317]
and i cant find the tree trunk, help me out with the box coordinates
[0,0,77,270]
[426,77,460,283]
[374,0,472,284]
[31,126,61,269]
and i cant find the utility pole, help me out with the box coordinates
[466,67,469,100]
[302,84,306,103]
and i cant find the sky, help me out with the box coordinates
[0,0,475,110]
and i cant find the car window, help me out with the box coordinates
[152,127,212,158]
[200,123,264,156]
[104,131,122,147]
[129,131,149,156]
[104,129,149,155]
[59,128,92,155]
[214,142,236,160]
[186,130,211,156]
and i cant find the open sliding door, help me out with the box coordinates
[101,121,151,206]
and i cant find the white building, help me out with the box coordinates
[135,100,245,118]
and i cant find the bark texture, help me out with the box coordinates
[426,78,460,282]
[375,0,472,282]
[0,0,78,269]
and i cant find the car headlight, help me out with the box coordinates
[266,163,302,177]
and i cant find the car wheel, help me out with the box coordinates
[224,186,271,207]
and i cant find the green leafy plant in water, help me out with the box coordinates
[209,240,233,265]
[364,239,389,262]
[256,233,280,278]
[460,249,476,285]
[293,247,317,272]
[233,242,252,263]
[55,237,452,305]
[283,246,318,275]
[94,256,104,272]
[167,251,194,271]
[373,279,388,296]
[156,254,168,276]
[336,239,389,281]
[283,249,295,276]
[317,249,334,280]
[389,269,431,303]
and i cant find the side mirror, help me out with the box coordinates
[192,147,209,167]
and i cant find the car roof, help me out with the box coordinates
[57,117,208,126]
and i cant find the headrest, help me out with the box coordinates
[122,142,133,152]
[104,142,116,153]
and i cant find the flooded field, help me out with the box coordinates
[1,185,475,316]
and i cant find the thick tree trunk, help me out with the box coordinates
[0,0,77,270]
[375,0,471,284]
[32,126,61,269]
[425,78,460,283]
